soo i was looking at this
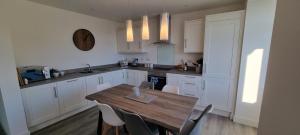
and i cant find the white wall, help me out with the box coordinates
[234,0,277,127]
[0,0,29,134]
[11,0,122,70]
[258,0,300,134]
[123,3,245,65]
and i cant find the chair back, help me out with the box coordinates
[94,101,124,126]
[118,109,154,135]
[162,85,180,94]
[139,81,154,90]
[189,104,213,135]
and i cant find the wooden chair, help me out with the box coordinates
[94,101,125,135]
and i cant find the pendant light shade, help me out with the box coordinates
[160,12,170,41]
[126,19,134,42]
[142,15,150,40]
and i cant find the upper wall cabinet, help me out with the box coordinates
[116,27,147,53]
[184,19,204,53]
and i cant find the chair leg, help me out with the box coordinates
[102,122,112,135]
[115,126,119,135]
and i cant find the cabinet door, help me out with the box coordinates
[167,74,180,87]
[21,83,59,127]
[137,71,148,86]
[126,70,138,86]
[184,19,204,53]
[111,70,126,86]
[101,72,113,85]
[203,11,244,111]
[117,28,130,53]
[57,78,87,114]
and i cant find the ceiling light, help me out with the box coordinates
[142,15,150,40]
[160,12,170,41]
[126,20,134,42]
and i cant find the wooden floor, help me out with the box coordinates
[32,107,257,135]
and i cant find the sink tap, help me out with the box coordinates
[86,64,92,72]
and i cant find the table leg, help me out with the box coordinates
[97,111,103,135]
[158,126,167,135]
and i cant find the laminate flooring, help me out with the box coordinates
[32,107,257,135]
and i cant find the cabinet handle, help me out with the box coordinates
[53,87,58,98]
[98,77,101,85]
[184,82,195,85]
[184,76,196,79]
[203,63,206,74]
[139,41,142,49]
[184,39,187,48]
[202,80,206,90]
[122,72,124,79]
[184,93,195,97]
[101,77,104,84]
[67,79,78,83]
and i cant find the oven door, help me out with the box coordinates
[148,75,166,91]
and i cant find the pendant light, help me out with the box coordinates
[126,19,134,42]
[142,15,150,40]
[160,12,170,41]
[126,0,134,42]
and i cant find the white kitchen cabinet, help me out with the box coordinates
[116,28,130,53]
[203,11,244,112]
[184,19,204,53]
[21,83,59,127]
[111,70,126,86]
[57,78,87,114]
[116,27,147,53]
[125,69,147,86]
[167,73,204,107]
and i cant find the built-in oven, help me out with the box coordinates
[148,75,166,91]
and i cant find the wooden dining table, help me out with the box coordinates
[86,84,198,135]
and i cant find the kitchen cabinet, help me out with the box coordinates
[116,27,147,53]
[111,70,126,86]
[21,83,59,127]
[125,69,147,86]
[203,11,244,112]
[57,78,87,114]
[167,73,204,107]
[184,19,204,53]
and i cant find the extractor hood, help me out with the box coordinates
[153,13,175,45]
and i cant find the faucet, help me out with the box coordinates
[86,64,92,72]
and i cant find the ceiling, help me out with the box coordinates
[29,0,244,22]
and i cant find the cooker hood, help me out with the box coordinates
[153,13,175,45]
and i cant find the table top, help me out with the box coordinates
[86,84,198,132]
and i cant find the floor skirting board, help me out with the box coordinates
[233,115,258,128]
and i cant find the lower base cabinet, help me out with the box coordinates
[21,83,60,127]
[57,78,87,115]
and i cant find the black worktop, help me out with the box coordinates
[20,64,201,89]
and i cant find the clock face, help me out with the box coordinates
[73,29,95,51]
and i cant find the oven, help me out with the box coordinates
[148,75,166,91]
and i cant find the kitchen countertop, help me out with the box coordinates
[20,65,202,89]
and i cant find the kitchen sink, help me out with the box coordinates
[95,68,110,72]
[79,70,95,74]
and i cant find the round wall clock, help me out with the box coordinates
[73,29,95,51]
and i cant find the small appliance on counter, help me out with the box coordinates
[119,59,128,68]
[19,66,48,84]
[130,58,139,67]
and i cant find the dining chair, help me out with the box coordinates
[180,104,213,135]
[139,81,154,90]
[94,101,125,135]
[118,109,159,135]
[162,85,180,94]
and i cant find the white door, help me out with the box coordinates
[117,28,130,53]
[203,11,244,112]
[184,19,204,53]
[57,78,87,114]
[21,83,59,127]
